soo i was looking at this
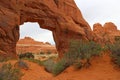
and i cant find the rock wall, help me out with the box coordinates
[16,37,57,54]
[0,0,92,58]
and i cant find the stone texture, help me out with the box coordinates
[0,0,92,58]
[16,37,57,54]
[93,22,120,44]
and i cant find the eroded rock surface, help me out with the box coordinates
[16,37,57,54]
[0,0,92,58]
[93,22,120,44]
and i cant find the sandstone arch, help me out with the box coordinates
[0,0,92,58]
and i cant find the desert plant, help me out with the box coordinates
[19,52,34,59]
[43,59,55,73]
[52,58,68,76]
[40,52,44,55]
[67,40,103,67]
[73,60,83,69]
[107,40,120,67]
[43,40,103,76]
[0,63,23,80]
[14,59,29,70]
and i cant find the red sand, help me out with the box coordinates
[6,53,120,80]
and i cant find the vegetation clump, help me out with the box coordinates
[0,63,23,80]
[18,52,34,59]
[14,59,29,70]
[43,59,55,73]
[43,40,103,76]
[107,40,120,67]
[65,40,103,68]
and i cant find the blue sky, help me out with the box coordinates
[20,0,120,44]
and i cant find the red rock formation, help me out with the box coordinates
[0,0,92,58]
[16,37,57,54]
[93,22,120,44]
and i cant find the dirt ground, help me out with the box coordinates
[7,53,120,80]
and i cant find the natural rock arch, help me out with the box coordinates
[0,0,92,58]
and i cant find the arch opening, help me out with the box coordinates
[17,22,58,60]
[20,22,55,45]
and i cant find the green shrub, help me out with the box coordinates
[73,60,82,69]
[18,52,34,59]
[43,58,68,76]
[14,60,29,70]
[42,40,103,76]
[43,59,55,73]
[107,41,120,67]
[67,40,103,68]
[0,63,23,80]
[52,58,67,76]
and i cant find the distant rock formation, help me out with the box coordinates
[16,37,57,54]
[93,22,120,44]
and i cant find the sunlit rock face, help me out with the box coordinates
[16,37,57,55]
[0,0,92,58]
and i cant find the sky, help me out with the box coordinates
[20,0,120,44]
[75,0,120,29]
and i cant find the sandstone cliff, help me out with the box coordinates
[16,37,57,54]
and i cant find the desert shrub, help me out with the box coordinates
[43,59,55,73]
[107,40,120,67]
[40,52,44,55]
[18,52,34,59]
[43,40,103,76]
[52,58,68,76]
[0,63,23,80]
[66,40,103,68]
[43,58,68,76]
[14,60,29,70]
[73,60,83,69]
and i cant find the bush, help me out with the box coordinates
[40,52,44,55]
[66,40,103,68]
[52,58,67,76]
[0,63,23,80]
[73,61,82,69]
[43,59,55,73]
[42,40,103,76]
[18,52,34,59]
[107,40,120,67]
[14,60,29,70]
[43,58,68,76]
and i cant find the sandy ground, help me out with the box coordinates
[5,53,120,80]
